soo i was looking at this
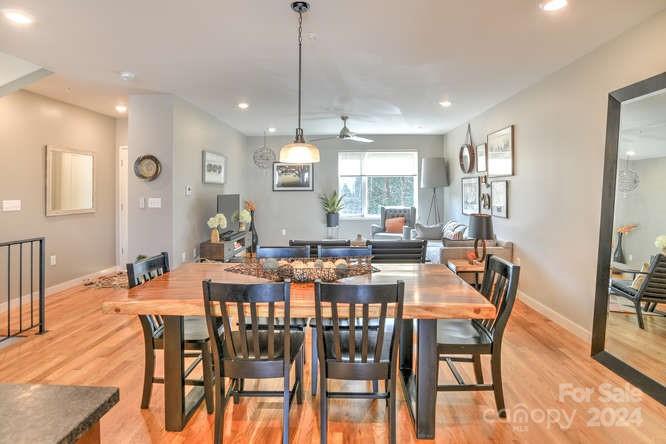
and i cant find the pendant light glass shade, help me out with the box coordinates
[279,141,320,163]
[281,2,320,164]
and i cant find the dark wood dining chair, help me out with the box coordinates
[309,245,376,395]
[256,245,310,259]
[317,245,372,258]
[314,280,404,444]
[610,253,666,329]
[202,280,304,444]
[436,255,520,417]
[126,252,214,412]
[290,239,350,258]
[366,240,427,263]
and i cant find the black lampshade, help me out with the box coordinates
[468,214,494,240]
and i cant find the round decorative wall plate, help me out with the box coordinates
[134,155,162,181]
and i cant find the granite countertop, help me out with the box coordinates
[0,383,119,444]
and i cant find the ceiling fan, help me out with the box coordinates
[311,116,374,143]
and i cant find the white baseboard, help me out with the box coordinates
[518,290,591,342]
[0,266,121,314]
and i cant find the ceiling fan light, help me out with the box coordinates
[279,142,320,163]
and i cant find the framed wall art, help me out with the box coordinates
[491,180,509,218]
[272,162,314,191]
[487,125,514,177]
[202,150,226,184]
[461,176,480,215]
[476,143,487,173]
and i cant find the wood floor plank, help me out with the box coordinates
[0,284,664,443]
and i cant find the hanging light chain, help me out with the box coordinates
[296,10,303,139]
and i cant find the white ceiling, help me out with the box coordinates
[1,0,665,135]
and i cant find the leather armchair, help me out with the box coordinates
[371,206,417,240]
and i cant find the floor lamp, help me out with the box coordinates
[420,157,449,224]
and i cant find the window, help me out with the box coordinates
[338,151,418,218]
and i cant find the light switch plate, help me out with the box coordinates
[185,185,192,196]
[148,198,162,208]
[139,198,145,209]
[2,200,21,211]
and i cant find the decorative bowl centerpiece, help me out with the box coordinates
[226,256,375,282]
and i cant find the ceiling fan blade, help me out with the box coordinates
[347,135,374,143]
[309,136,338,142]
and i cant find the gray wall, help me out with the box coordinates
[244,135,445,246]
[127,95,247,266]
[127,94,174,261]
[443,10,666,335]
[172,98,247,265]
[614,156,666,267]
[0,90,116,286]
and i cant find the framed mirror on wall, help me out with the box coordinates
[592,72,666,405]
[45,145,95,216]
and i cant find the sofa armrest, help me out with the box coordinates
[371,224,383,235]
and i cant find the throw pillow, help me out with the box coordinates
[442,219,458,233]
[385,217,406,234]
[414,223,444,240]
[631,262,650,290]
[443,223,466,240]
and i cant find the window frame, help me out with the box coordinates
[337,150,419,220]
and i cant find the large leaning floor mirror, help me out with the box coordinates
[592,72,666,404]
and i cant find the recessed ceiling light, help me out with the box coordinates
[268,127,277,133]
[439,100,452,108]
[539,0,568,12]
[626,150,636,157]
[238,102,249,110]
[119,71,136,81]
[2,9,34,25]
[115,104,127,114]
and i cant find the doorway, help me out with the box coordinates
[118,146,129,266]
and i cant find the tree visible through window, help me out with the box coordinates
[338,151,418,217]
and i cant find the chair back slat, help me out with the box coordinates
[366,240,427,263]
[315,281,404,371]
[256,246,309,258]
[331,302,343,362]
[318,246,372,258]
[127,252,170,336]
[202,281,291,371]
[478,255,520,340]
[290,240,350,257]
[638,254,666,301]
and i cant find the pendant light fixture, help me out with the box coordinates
[279,2,320,164]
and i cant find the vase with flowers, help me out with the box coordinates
[234,209,252,231]
[655,235,666,255]
[207,213,228,243]
[245,200,258,254]
[614,224,638,263]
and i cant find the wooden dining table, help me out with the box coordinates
[102,262,495,439]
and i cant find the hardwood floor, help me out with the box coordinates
[1,284,665,443]
[606,307,666,386]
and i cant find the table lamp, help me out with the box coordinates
[468,214,494,262]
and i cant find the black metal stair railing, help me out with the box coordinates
[0,237,45,343]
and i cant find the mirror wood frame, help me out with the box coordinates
[591,71,666,405]
[45,145,96,216]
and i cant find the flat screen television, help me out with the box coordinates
[217,194,240,233]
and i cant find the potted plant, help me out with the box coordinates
[656,235,666,255]
[206,213,228,243]
[320,191,344,228]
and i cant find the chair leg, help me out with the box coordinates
[214,378,226,444]
[389,374,397,444]
[311,327,318,396]
[283,377,290,444]
[635,300,645,329]
[201,344,215,414]
[490,352,506,417]
[473,354,484,384]
[319,375,327,444]
[296,348,304,404]
[140,346,155,409]
[233,379,241,404]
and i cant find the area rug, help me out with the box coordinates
[83,271,129,289]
